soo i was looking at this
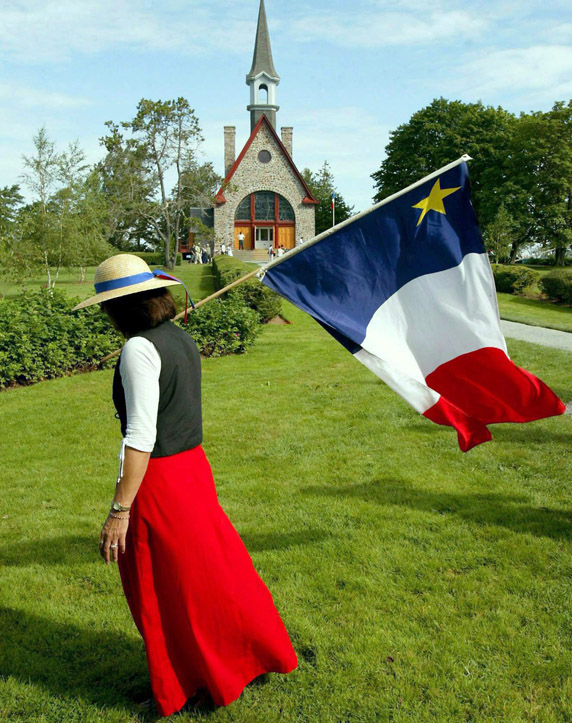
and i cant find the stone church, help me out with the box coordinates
[213,0,317,253]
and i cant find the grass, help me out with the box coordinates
[497,293,572,333]
[0,262,215,306]
[1,301,571,721]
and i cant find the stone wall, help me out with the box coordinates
[214,122,315,247]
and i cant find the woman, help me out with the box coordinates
[73,254,297,717]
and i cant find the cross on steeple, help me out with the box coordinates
[246,0,280,132]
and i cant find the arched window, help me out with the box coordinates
[258,83,268,104]
[234,192,294,222]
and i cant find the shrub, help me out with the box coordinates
[213,256,282,322]
[0,289,121,388]
[132,251,182,267]
[180,296,260,357]
[539,269,572,304]
[491,265,540,294]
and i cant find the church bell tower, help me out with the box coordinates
[246,0,280,132]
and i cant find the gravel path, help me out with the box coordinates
[501,320,572,352]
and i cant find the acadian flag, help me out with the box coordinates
[261,157,565,451]
[331,191,336,210]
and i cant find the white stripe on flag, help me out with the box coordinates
[360,252,507,381]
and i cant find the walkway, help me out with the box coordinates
[501,320,572,352]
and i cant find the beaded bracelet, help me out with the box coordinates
[109,511,130,520]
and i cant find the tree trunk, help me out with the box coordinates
[555,247,566,266]
[509,241,519,264]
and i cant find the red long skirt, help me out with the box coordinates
[118,445,297,717]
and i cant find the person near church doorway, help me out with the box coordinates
[268,245,274,262]
[297,236,304,246]
[221,242,226,256]
[238,232,245,250]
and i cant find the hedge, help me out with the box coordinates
[539,269,572,305]
[0,289,121,388]
[132,251,182,267]
[180,296,260,357]
[491,265,540,294]
[0,285,263,388]
[212,256,282,322]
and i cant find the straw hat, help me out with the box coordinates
[73,254,182,311]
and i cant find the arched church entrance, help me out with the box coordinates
[234,191,295,250]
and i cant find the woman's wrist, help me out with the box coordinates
[108,511,130,520]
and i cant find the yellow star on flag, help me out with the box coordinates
[412,178,461,227]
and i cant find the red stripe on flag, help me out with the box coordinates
[423,347,565,451]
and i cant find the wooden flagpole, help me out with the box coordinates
[99,265,262,365]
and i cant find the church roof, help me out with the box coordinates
[246,0,279,81]
[214,114,318,206]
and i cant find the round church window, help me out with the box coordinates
[258,150,271,164]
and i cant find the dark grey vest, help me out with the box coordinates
[113,321,202,458]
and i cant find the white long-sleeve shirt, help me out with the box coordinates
[116,337,161,481]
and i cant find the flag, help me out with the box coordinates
[331,191,335,210]
[260,158,565,451]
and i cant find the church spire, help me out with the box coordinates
[247,0,279,82]
[246,0,280,132]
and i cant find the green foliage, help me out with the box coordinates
[0,184,23,237]
[181,296,260,357]
[539,269,572,304]
[491,264,540,294]
[100,98,205,269]
[0,289,121,388]
[302,162,354,235]
[131,251,182,266]
[371,99,516,227]
[213,256,282,322]
[371,98,572,265]
[483,203,515,263]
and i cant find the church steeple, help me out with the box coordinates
[246,0,280,132]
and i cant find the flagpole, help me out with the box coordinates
[261,154,473,275]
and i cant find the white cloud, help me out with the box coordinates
[289,7,488,48]
[0,0,254,63]
[0,84,91,109]
[456,45,572,102]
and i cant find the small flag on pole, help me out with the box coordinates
[331,191,335,210]
[261,157,565,451]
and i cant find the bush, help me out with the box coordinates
[132,252,182,267]
[539,269,572,304]
[180,296,260,357]
[0,289,121,388]
[213,256,282,322]
[491,265,540,294]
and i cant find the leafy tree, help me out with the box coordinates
[371,98,517,228]
[19,128,110,287]
[302,162,354,236]
[0,185,23,238]
[100,98,205,268]
[483,203,515,263]
[505,101,572,265]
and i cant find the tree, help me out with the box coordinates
[483,203,515,263]
[302,162,354,236]
[100,98,205,268]
[0,185,23,238]
[20,128,110,287]
[505,101,572,265]
[371,98,517,228]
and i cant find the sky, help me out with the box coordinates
[0,0,571,213]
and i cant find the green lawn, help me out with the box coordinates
[0,262,215,306]
[1,301,571,721]
[497,293,572,333]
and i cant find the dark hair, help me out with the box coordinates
[102,287,177,337]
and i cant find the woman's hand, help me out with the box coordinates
[99,514,129,565]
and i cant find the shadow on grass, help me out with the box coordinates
[241,529,331,553]
[0,605,153,718]
[302,480,572,540]
[0,535,98,567]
